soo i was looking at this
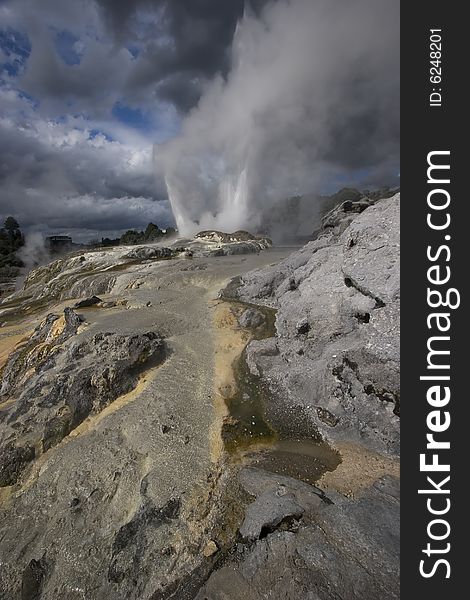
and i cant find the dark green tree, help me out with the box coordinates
[0,216,24,255]
[4,216,20,232]
[144,222,162,241]
[0,217,24,271]
[120,230,142,245]
[119,223,173,246]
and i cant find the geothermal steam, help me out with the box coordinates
[158,0,399,236]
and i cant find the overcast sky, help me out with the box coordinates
[0,0,398,241]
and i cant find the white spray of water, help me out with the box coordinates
[15,232,51,289]
[157,0,399,237]
[164,165,251,235]
[17,232,50,268]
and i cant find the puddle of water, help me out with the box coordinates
[216,299,278,453]
[237,301,277,341]
[221,349,277,453]
[220,298,341,484]
[0,298,51,324]
[246,439,341,484]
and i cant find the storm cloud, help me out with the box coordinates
[0,0,399,240]
[159,0,400,236]
[0,89,171,239]
[3,0,258,115]
[0,0,253,239]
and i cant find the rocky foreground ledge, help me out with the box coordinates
[0,307,165,487]
[0,196,399,599]
[201,193,400,600]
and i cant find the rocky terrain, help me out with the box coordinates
[0,307,165,487]
[0,196,399,599]
[0,231,272,327]
[199,192,400,599]
[232,193,400,455]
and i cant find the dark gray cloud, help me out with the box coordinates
[3,0,260,115]
[0,92,171,240]
[0,0,267,240]
[96,0,269,111]
[160,0,400,235]
[0,0,399,241]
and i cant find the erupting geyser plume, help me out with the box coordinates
[157,0,399,237]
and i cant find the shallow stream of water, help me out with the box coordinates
[220,297,341,484]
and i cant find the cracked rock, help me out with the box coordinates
[239,489,304,541]
[235,194,400,456]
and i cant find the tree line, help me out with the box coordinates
[0,216,25,267]
[101,222,176,247]
[0,217,25,285]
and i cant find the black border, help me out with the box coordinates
[401,2,466,595]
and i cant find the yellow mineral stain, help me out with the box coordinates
[0,331,30,370]
[15,362,162,496]
[210,300,251,463]
[69,366,160,439]
[318,441,400,497]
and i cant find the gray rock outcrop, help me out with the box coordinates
[123,246,174,260]
[191,230,272,257]
[0,308,165,487]
[197,475,399,600]
[231,193,400,456]
[203,193,401,600]
[74,295,103,308]
[195,230,270,244]
[238,308,265,329]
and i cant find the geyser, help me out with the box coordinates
[157,0,399,237]
[166,166,251,236]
